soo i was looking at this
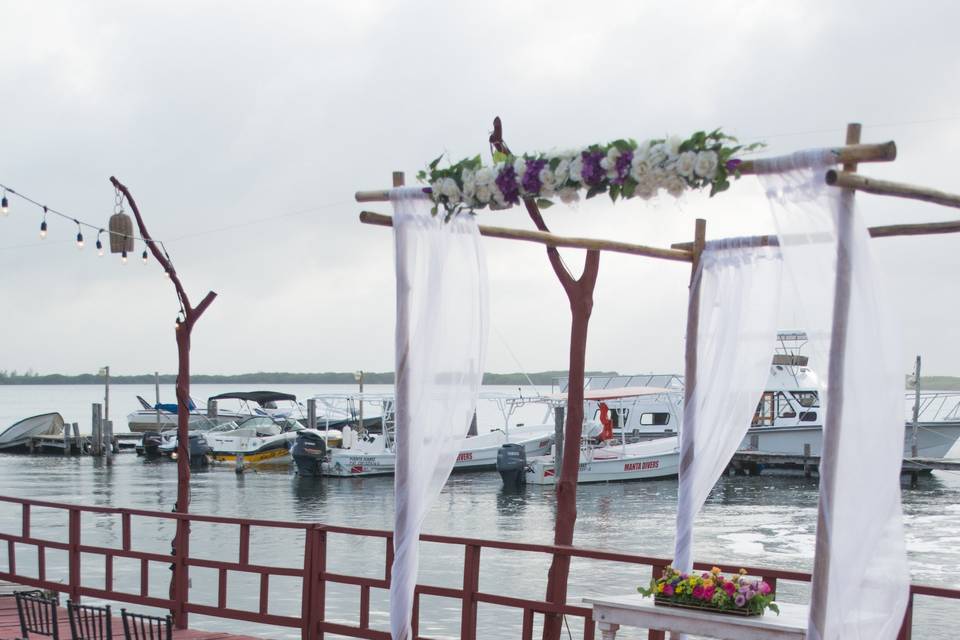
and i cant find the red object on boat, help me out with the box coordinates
[598,402,614,441]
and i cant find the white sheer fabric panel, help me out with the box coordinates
[673,240,783,573]
[756,150,909,640]
[389,188,489,640]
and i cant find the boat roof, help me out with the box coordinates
[208,391,297,404]
[547,386,677,401]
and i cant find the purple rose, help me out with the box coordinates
[521,158,547,195]
[495,165,521,205]
[725,158,742,172]
[580,150,606,186]
[613,150,633,184]
[734,593,747,608]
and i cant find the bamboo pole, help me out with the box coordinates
[826,170,960,210]
[809,122,862,640]
[359,211,693,263]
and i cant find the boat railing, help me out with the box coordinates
[0,494,950,639]
[912,391,960,422]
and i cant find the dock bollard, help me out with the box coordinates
[235,453,245,474]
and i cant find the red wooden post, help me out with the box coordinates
[68,507,81,603]
[110,176,216,630]
[897,591,914,640]
[460,544,481,640]
[489,118,601,640]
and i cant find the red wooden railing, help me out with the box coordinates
[0,495,954,640]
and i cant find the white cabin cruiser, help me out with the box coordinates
[205,416,304,465]
[127,397,242,433]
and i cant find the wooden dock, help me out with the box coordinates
[730,450,960,475]
[0,591,261,640]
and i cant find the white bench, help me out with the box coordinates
[584,593,807,640]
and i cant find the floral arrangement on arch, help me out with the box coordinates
[417,130,762,218]
[638,566,779,616]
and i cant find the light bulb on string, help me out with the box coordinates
[141,249,148,264]
[96,230,104,256]
[1,190,8,216]
[121,249,128,264]
[75,220,84,249]
[40,207,48,239]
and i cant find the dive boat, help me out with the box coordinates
[525,436,680,485]
[0,413,65,450]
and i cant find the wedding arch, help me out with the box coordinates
[354,118,960,640]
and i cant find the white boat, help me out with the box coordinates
[205,416,304,465]
[127,396,242,433]
[320,392,556,477]
[0,413,65,450]
[526,436,680,485]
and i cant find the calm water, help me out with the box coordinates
[0,385,957,639]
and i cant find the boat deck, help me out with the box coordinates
[0,592,260,640]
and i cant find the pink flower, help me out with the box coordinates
[663,584,675,597]
[703,586,716,600]
[723,582,736,596]
[692,585,705,600]
[759,581,771,595]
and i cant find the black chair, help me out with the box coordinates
[66,601,112,640]
[14,591,60,640]
[120,609,172,640]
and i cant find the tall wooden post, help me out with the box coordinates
[110,176,217,630]
[808,123,860,639]
[910,355,921,487]
[488,118,601,640]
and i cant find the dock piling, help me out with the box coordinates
[91,404,103,456]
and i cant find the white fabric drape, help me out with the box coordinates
[389,188,489,640]
[673,239,783,573]
[756,150,909,640]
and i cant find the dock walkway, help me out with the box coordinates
[0,593,260,640]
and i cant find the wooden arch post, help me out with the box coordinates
[488,118,601,640]
[110,177,217,629]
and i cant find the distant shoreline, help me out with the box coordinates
[0,371,620,386]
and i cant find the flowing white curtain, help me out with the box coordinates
[389,187,489,640]
[673,239,782,573]
[755,150,909,639]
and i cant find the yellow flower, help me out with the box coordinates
[688,577,697,586]
[711,566,721,575]
[739,568,748,576]
[657,583,665,593]
[704,579,714,588]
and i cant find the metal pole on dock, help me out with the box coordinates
[354,370,364,431]
[155,371,161,427]
[307,399,317,430]
[103,419,114,458]
[911,355,921,487]
[101,366,110,427]
[554,406,564,481]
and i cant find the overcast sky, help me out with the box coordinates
[1,1,958,377]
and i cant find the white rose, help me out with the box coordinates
[675,151,696,178]
[634,175,657,200]
[513,157,527,179]
[431,180,443,196]
[554,159,570,182]
[694,151,719,179]
[475,167,495,186]
[568,156,584,183]
[476,185,492,203]
[539,168,557,196]
[647,143,668,167]
[559,187,580,204]
[441,177,461,201]
[599,148,621,178]
[630,157,651,182]
[664,175,687,198]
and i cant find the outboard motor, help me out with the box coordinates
[497,443,527,488]
[139,431,163,458]
[292,431,328,477]
[189,434,213,468]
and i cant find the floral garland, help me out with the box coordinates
[639,566,779,616]
[417,130,762,218]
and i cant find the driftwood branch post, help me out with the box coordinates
[489,117,600,640]
[109,176,217,629]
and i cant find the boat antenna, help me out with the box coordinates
[494,324,541,397]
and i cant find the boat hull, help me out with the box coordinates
[740,422,960,460]
[0,413,65,450]
[526,440,680,485]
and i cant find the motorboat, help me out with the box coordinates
[127,396,241,433]
[205,416,305,465]
[0,413,65,450]
[291,428,344,476]
[319,392,556,477]
[207,390,307,423]
[526,436,680,485]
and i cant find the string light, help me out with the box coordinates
[75,220,84,249]
[142,248,148,264]
[96,229,104,256]
[1,190,8,216]
[39,207,48,239]
[121,249,128,264]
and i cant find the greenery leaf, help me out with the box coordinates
[535,198,554,209]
